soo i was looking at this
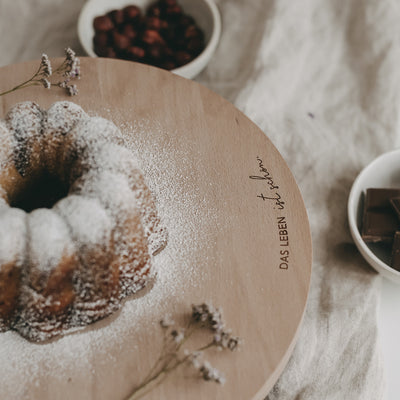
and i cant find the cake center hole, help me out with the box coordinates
[11,173,69,213]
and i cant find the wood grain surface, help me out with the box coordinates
[0,58,312,400]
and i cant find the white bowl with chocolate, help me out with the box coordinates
[348,149,400,283]
[78,0,221,79]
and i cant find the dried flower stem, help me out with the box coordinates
[0,65,44,97]
[126,303,241,400]
[128,341,215,400]
[0,48,80,97]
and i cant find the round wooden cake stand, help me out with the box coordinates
[0,58,311,400]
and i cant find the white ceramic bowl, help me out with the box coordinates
[348,149,400,283]
[78,0,221,79]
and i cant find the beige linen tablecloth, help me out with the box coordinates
[1,0,396,398]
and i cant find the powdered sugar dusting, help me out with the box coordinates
[0,207,26,265]
[0,110,220,399]
[5,101,43,176]
[55,195,113,248]
[0,101,169,342]
[44,101,87,137]
[27,209,75,275]
[70,170,137,217]
[0,120,12,168]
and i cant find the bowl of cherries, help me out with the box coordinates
[78,0,221,79]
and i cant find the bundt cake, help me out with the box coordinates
[0,101,167,341]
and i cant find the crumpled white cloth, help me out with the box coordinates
[1,0,396,398]
[199,1,397,398]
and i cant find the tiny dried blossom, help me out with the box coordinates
[53,48,80,95]
[64,48,80,76]
[199,361,226,385]
[186,351,203,369]
[70,66,81,79]
[171,329,185,344]
[41,78,51,89]
[227,336,240,351]
[209,308,224,332]
[160,314,175,328]
[40,54,52,77]
[191,303,225,332]
[67,84,78,96]
[73,58,81,78]
[214,331,240,351]
[213,330,228,347]
[65,47,76,62]
[192,303,208,322]
[58,80,68,89]
[65,58,81,79]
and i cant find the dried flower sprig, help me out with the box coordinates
[126,303,241,400]
[0,48,80,97]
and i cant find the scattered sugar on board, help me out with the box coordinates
[0,114,221,399]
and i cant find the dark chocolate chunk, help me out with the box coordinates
[361,188,400,242]
[391,232,400,271]
[390,197,400,221]
[366,188,400,209]
[362,211,399,242]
